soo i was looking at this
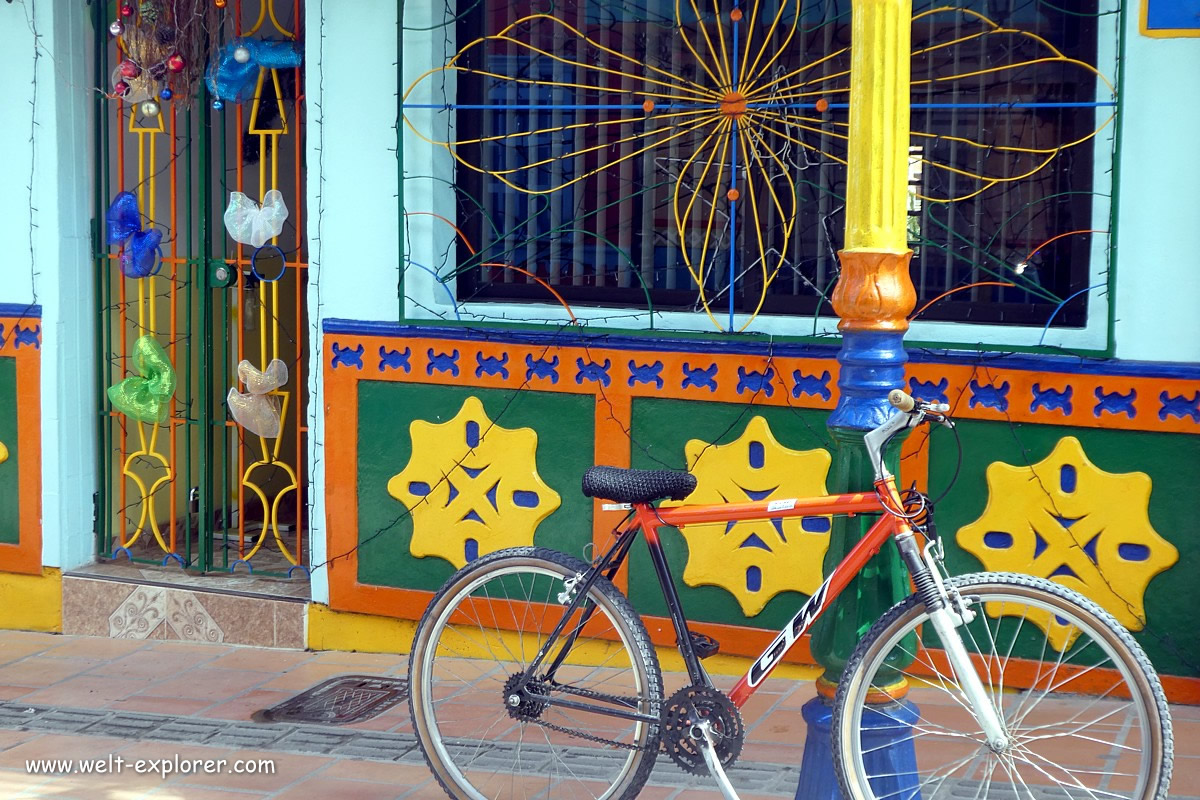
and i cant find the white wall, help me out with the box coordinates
[304,0,403,603]
[0,1,97,571]
[1110,13,1200,362]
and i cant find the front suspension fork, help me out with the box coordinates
[895,533,1010,751]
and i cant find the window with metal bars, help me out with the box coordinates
[447,0,1112,330]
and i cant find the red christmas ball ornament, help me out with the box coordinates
[120,3,135,17]
[166,53,186,73]
[118,59,141,79]
[113,81,131,97]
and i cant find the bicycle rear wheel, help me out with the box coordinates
[834,572,1173,800]
[409,546,663,800]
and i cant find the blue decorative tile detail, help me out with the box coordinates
[0,324,5,350]
[968,379,1010,412]
[740,533,772,551]
[475,352,510,380]
[748,441,765,469]
[1158,390,1200,423]
[525,354,560,383]
[13,324,40,350]
[513,490,540,508]
[1031,383,1072,415]
[736,366,775,397]
[575,357,612,386]
[1059,465,1077,493]
[331,342,365,370]
[1119,543,1150,561]
[746,565,762,592]
[908,377,949,404]
[464,539,479,562]
[628,360,664,389]
[984,531,1013,549]
[792,369,832,401]
[465,420,480,448]
[801,517,831,533]
[1049,564,1078,580]
[1094,387,1136,418]
[427,348,461,377]
[681,362,718,392]
[378,345,412,373]
[408,481,431,496]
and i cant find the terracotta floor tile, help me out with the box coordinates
[271,776,410,800]
[0,733,135,767]
[0,657,103,688]
[143,786,271,799]
[0,631,62,647]
[319,760,439,784]
[746,708,808,744]
[141,668,271,700]
[0,639,59,666]
[198,689,296,721]
[0,771,59,798]
[108,695,217,716]
[0,684,37,701]
[42,636,152,660]
[310,650,409,669]
[256,663,369,691]
[143,641,240,657]
[203,648,316,673]
[91,649,225,680]
[19,674,146,707]
[163,750,332,793]
[0,729,39,751]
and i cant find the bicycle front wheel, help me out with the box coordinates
[834,572,1173,800]
[409,546,663,800]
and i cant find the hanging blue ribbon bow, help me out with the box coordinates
[205,39,303,104]
[106,192,163,279]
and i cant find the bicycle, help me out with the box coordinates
[407,389,1174,800]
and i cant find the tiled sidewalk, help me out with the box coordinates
[0,630,816,799]
[0,629,1197,799]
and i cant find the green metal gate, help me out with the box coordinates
[91,0,309,578]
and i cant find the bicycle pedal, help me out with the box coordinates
[686,631,720,659]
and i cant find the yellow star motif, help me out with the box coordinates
[668,416,832,616]
[387,396,561,568]
[958,436,1178,651]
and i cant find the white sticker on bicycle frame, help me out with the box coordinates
[602,503,633,511]
[766,498,796,512]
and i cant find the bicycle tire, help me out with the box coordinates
[409,546,663,800]
[833,572,1173,800]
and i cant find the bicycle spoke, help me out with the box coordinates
[838,577,1166,800]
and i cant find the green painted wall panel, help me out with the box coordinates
[628,396,834,631]
[930,419,1200,678]
[355,381,595,590]
[0,356,18,545]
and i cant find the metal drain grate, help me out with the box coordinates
[254,675,409,725]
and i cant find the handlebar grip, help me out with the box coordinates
[888,389,917,412]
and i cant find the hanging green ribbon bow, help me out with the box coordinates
[107,335,177,424]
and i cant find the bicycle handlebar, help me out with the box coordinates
[888,389,950,415]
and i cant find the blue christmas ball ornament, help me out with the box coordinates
[212,100,224,110]
[160,88,173,101]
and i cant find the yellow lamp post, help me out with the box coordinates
[798,1,919,797]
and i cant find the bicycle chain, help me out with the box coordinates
[521,682,656,752]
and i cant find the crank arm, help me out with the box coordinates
[695,720,742,800]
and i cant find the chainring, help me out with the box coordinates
[660,684,744,774]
